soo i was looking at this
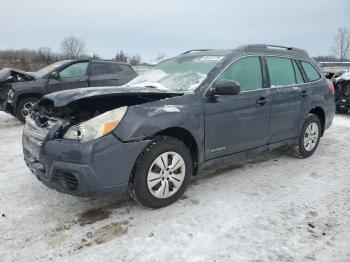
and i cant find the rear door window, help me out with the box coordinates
[216,56,262,92]
[90,63,122,76]
[109,64,122,74]
[266,57,296,86]
[300,61,321,82]
[90,63,112,76]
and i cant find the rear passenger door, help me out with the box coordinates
[265,56,306,143]
[204,56,271,160]
[89,62,123,87]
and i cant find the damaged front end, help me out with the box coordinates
[0,68,35,112]
[22,87,183,196]
[334,71,350,113]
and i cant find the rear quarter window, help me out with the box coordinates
[300,61,321,82]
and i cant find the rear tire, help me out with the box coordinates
[291,114,321,158]
[15,97,39,123]
[129,136,193,209]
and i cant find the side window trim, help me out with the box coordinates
[292,59,306,83]
[295,59,308,83]
[260,56,270,89]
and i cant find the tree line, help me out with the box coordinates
[0,36,144,71]
[1,27,349,72]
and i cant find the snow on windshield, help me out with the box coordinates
[129,55,223,91]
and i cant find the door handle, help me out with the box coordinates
[256,97,270,105]
[111,78,119,81]
[300,90,309,97]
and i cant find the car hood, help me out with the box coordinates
[43,85,184,107]
[0,68,35,84]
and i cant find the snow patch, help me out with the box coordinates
[148,105,184,116]
[336,70,350,81]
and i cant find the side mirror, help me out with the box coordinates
[211,80,240,95]
[50,71,59,80]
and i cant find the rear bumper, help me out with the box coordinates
[23,129,150,196]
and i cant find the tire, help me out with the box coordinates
[129,136,193,209]
[15,97,39,123]
[291,114,321,158]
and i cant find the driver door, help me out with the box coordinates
[204,56,271,160]
[48,62,89,93]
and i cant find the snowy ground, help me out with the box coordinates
[0,111,350,262]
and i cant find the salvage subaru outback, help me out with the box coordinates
[23,45,335,208]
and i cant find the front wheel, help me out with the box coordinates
[15,97,39,123]
[129,136,193,208]
[291,114,321,158]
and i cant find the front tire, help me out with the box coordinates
[129,136,193,209]
[15,97,39,123]
[291,114,321,158]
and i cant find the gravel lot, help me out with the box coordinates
[0,111,350,262]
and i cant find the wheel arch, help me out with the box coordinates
[309,106,326,136]
[14,93,42,112]
[154,127,199,176]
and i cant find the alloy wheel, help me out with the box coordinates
[303,122,319,152]
[147,151,186,199]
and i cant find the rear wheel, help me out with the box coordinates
[16,97,39,123]
[129,136,193,208]
[291,114,321,158]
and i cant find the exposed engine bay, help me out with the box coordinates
[34,92,183,128]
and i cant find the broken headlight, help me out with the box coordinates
[63,106,128,142]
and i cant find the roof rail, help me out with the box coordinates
[236,44,308,56]
[181,49,212,55]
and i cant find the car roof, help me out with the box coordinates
[68,59,132,66]
[179,44,310,60]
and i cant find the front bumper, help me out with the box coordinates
[23,123,150,196]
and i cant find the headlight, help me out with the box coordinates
[7,89,14,103]
[63,106,128,142]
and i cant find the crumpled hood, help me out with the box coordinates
[43,85,184,107]
[0,68,35,84]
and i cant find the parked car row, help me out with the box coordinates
[15,44,335,208]
[0,59,138,122]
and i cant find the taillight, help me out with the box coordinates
[327,80,335,94]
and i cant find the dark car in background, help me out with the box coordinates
[22,45,335,208]
[0,59,138,122]
[333,70,350,114]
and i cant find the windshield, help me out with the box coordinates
[128,55,224,91]
[34,60,71,78]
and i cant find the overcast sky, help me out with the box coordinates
[1,0,349,61]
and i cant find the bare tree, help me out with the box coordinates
[114,50,128,62]
[333,27,350,62]
[129,54,141,66]
[60,36,86,59]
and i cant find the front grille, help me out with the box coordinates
[24,115,50,143]
[52,169,79,192]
